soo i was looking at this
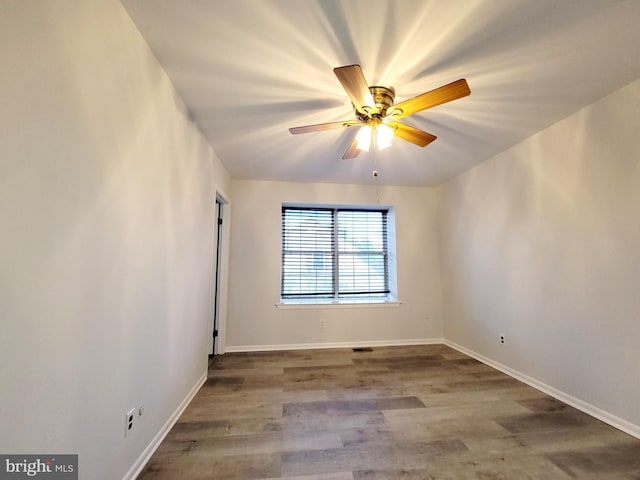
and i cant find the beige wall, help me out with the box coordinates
[0,1,230,478]
[227,180,444,348]
[440,79,640,431]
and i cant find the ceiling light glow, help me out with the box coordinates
[356,125,372,152]
[377,123,393,150]
[356,123,393,152]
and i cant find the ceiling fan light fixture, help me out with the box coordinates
[376,123,394,150]
[356,123,394,152]
[356,125,372,152]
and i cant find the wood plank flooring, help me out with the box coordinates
[138,344,640,479]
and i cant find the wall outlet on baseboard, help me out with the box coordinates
[499,334,506,345]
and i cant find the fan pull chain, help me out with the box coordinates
[372,128,380,205]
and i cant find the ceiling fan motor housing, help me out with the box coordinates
[356,85,395,120]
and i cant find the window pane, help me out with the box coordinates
[282,209,333,251]
[338,253,388,294]
[337,210,388,296]
[282,252,334,296]
[337,210,385,252]
[281,208,334,297]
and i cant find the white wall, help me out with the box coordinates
[0,1,230,479]
[227,180,443,349]
[440,79,640,430]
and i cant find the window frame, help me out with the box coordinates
[280,205,395,304]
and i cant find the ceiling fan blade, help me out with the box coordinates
[389,79,470,119]
[289,120,361,135]
[388,122,437,147]
[333,65,374,115]
[342,136,361,159]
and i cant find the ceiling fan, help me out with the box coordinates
[289,65,470,159]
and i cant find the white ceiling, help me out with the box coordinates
[122,0,640,186]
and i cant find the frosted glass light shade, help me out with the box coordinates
[356,123,394,152]
[356,125,372,151]
[377,123,393,150]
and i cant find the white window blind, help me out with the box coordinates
[281,207,390,300]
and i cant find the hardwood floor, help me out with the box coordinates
[138,344,640,479]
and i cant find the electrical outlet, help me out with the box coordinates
[125,408,135,437]
[499,334,506,345]
[320,319,325,328]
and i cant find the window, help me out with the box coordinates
[281,206,393,302]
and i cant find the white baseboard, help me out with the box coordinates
[443,339,640,440]
[122,372,207,480]
[225,337,445,353]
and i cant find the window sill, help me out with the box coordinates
[276,300,402,310]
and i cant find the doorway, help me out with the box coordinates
[210,194,227,357]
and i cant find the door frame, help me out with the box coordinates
[209,188,230,355]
